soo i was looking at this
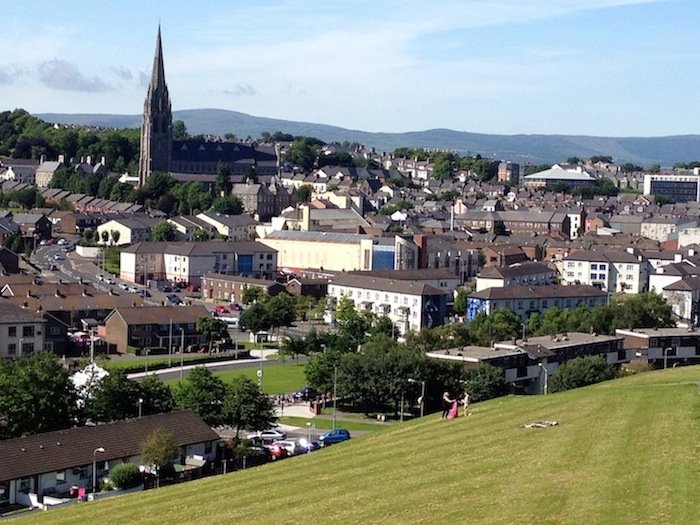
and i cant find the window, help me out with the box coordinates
[22,326,35,337]
[591,264,598,270]
[22,342,34,354]
[7,343,16,355]
[8,326,16,337]
[56,471,66,484]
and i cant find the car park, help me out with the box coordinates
[319,429,351,446]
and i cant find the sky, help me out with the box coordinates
[1,0,699,137]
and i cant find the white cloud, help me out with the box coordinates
[37,59,112,92]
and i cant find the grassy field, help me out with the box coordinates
[14,367,700,525]
[162,362,307,395]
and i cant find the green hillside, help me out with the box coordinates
[15,367,700,525]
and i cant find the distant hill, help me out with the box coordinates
[37,108,700,166]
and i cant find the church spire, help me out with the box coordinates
[151,25,166,90]
[138,26,172,187]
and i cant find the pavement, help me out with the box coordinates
[126,349,279,380]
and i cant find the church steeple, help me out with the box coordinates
[138,25,172,186]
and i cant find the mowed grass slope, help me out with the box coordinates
[16,367,700,525]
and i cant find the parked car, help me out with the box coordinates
[127,286,139,294]
[138,289,151,298]
[298,439,322,452]
[48,264,59,271]
[293,385,318,401]
[230,303,243,311]
[246,429,287,441]
[53,253,64,260]
[104,278,115,285]
[57,238,67,245]
[319,429,351,446]
[271,440,303,456]
[264,443,288,461]
[119,283,129,291]
[166,294,182,305]
[214,305,230,314]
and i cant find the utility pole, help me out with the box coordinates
[168,318,173,367]
[333,365,338,430]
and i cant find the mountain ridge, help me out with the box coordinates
[36,108,700,166]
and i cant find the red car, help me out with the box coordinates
[264,443,288,461]
[213,305,230,314]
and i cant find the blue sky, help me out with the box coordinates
[1,0,697,136]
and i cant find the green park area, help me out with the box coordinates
[16,366,700,525]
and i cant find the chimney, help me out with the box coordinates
[40,154,45,164]
[301,205,311,232]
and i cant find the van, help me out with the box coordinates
[219,316,239,330]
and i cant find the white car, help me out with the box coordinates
[119,283,129,291]
[105,278,115,285]
[53,253,64,260]
[271,440,303,456]
[246,429,287,441]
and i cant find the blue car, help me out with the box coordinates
[319,428,351,446]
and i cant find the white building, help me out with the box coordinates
[475,262,556,292]
[643,173,700,202]
[558,248,649,294]
[0,302,46,359]
[327,273,448,335]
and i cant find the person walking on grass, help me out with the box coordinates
[462,391,471,417]
[442,391,455,420]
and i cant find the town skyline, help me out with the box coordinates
[0,0,698,137]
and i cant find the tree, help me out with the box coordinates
[140,427,179,484]
[297,184,313,203]
[549,355,617,393]
[196,316,228,352]
[222,376,276,438]
[265,293,297,334]
[611,292,675,331]
[83,228,95,244]
[468,309,521,346]
[0,352,77,439]
[172,120,188,141]
[239,302,272,333]
[453,289,469,317]
[193,228,210,241]
[139,375,175,416]
[109,463,143,489]
[279,335,311,362]
[110,230,120,245]
[215,161,232,197]
[152,220,176,242]
[84,371,142,422]
[211,195,243,215]
[463,363,507,402]
[242,287,265,305]
[649,163,661,174]
[174,367,227,426]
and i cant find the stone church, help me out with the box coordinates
[137,27,296,219]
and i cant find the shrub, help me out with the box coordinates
[109,463,143,489]
[549,355,617,393]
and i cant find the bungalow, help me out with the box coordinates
[0,410,218,507]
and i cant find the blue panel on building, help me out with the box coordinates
[466,297,485,321]
[238,254,253,275]
[372,249,395,270]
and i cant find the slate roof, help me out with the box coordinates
[478,262,554,279]
[108,305,209,325]
[0,411,218,481]
[470,284,607,301]
[330,273,446,296]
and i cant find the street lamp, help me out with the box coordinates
[408,378,426,418]
[538,363,548,395]
[306,422,312,453]
[332,365,338,430]
[180,328,185,380]
[664,347,671,370]
[138,398,143,418]
[92,447,105,495]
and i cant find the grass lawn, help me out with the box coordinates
[278,416,387,432]
[15,367,700,525]
[161,362,307,395]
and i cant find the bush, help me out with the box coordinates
[549,355,617,393]
[109,463,143,489]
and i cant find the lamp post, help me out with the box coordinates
[538,362,548,395]
[664,347,671,370]
[92,447,105,495]
[306,421,312,453]
[258,332,264,391]
[408,378,425,418]
[179,328,185,380]
[332,365,338,430]
[138,398,143,418]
